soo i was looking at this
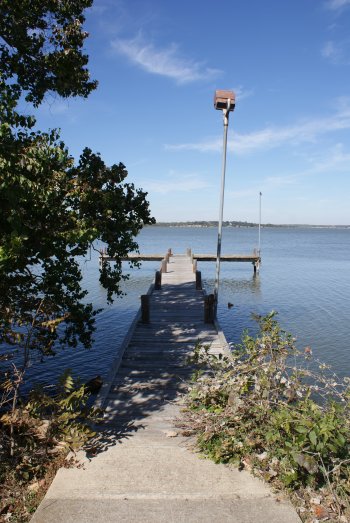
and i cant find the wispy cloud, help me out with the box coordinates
[302,142,350,174]
[264,143,350,187]
[166,103,350,155]
[147,173,211,194]
[325,0,350,11]
[233,85,254,101]
[322,39,350,64]
[322,40,340,61]
[263,175,298,187]
[111,35,221,84]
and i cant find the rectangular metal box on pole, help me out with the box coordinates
[214,90,236,110]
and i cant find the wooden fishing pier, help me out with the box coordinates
[96,250,233,411]
[31,250,300,523]
[99,247,261,274]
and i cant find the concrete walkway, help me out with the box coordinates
[31,255,300,523]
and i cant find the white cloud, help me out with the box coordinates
[264,175,297,187]
[325,0,350,10]
[111,35,221,84]
[322,39,350,64]
[147,173,211,194]
[322,40,339,60]
[263,143,350,188]
[232,85,254,101]
[166,103,350,155]
[303,143,350,174]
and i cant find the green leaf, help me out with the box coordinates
[309,430,317,446]
[295,425,308,434]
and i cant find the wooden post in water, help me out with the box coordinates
[141,295,150,323]
[161,258,167,273]
[155,270,161,290]
[204,294,215,323]
[196,270,202,290]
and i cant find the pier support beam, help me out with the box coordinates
[155,270,161,290]
[204,293,215,324]
[161,259,167,273]
[196,270,202,290]
[253,260,260,274]
[141,295,150,323]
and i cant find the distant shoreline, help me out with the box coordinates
[148,221,350,229]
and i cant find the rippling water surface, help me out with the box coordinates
[24,226,350,386]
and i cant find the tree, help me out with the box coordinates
[0,0,97,106]
[0,1,155,391]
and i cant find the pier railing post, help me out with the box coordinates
[196,270,202,290]
[204,293,215,323]
[186,248,192,257]
[168,248,172,257]
[141,295,150,323]
[253,259,260,274]
[161,258,167,273]
[193,259,197,273]
[155,270,161,289]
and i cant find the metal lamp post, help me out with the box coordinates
[258,191,262,256]
[213,90,236,318]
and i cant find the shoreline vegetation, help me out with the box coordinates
[149,221,350,229]
[181,313,350,523]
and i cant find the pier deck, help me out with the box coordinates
[31,253,299,523]
[99,252,261,264]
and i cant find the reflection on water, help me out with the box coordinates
[207,274,262,297]
[6,226,350,390]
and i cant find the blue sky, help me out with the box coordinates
[33,0,350,225]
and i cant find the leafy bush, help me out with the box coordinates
[0,370,99,484]
[184,312,350,521]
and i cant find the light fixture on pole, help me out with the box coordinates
[213,89,235,318]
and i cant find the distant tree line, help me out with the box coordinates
[150,221,348,228]
[151,221,282,228]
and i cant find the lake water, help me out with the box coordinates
[24,226,350,387]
